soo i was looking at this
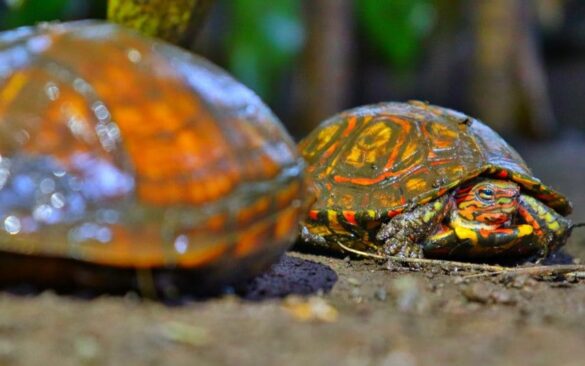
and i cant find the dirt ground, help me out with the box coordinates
[1,137,585,366]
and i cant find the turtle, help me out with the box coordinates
[299,101,573,260]
[0,21,305,293]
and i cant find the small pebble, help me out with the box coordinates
[283,296,338,323]
[347,277,361,286]
[442,299,468,315]
[568,271,585,280]
[453,276,465,285]
[511,275,529,289]
[461,283,491,304]
[490,289,517,305]
[462,283,518,305]
[566,273,579,283]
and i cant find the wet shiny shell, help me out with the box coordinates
[0,21,304,276]
[300,101,571,225]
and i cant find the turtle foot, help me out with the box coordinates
[383,240,423,258]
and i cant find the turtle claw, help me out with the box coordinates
[383,241,400,256]
[383,240,423,270]
[376,223,397,242]
[410,246,423,258]
[383,239,424,259]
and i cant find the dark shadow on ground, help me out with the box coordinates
[541,250,575,265]
[239,254,338,301]
[0,253,339,304]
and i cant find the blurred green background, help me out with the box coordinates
[1,0,585,140]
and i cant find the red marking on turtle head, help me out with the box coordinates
[455,178,520,226]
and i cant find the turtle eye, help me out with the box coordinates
[478,188,495,201]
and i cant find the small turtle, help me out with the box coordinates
[299,101,572,260]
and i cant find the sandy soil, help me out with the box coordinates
[1,138,584,366]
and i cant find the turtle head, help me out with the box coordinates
[453,178,520,227]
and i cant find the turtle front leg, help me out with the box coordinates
[376,195,451,258]
[517,194,571,256]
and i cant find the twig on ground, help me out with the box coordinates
[335,241,585,279]
[461,265,585,279]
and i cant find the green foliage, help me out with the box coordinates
[226,0,304,100]
[0,0,106,30]
[356,0,436,70]
[1,0,70,29]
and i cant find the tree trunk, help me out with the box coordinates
[422,0,463,107]
[470,0,517,135]
[515,0,557,138]
[295,0,353,137]
[470,0,557,137]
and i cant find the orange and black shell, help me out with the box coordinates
[0,21,304,287]
[299,101,571,239]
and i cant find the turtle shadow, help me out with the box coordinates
[472,249,577,267]
[237,254,338,301]
[0,253,338,304]
[539,250,576,265]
